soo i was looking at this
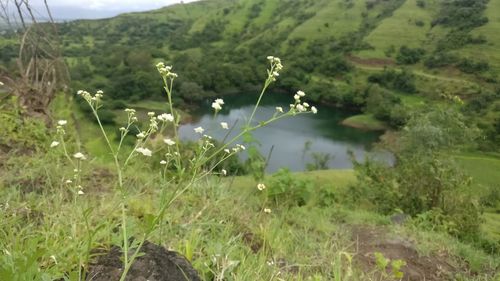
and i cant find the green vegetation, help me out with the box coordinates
[1,0,500,279]
[2,0,498,147]
[341,114,387,131]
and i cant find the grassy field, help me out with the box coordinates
[357,0,438,58]
[287,0,363,42]
[459,0,500,72]
[456,152,500,192]
[455,152,500,243]
[341,114,388,131]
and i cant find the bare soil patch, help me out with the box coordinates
[347,55,396,68]
[351,226,455,281]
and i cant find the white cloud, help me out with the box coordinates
[26,0,200,20]
[47,0,197,11]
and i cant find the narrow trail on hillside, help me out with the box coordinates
[346,55,475,86]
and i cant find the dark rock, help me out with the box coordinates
[86,241,201,281]
[390,213,409,225]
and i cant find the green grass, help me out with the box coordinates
[456,152,500,191]
[357,0,438,58]
[459,0,500,72]
[397,94,425,107]
[341,114,388,131]
[287,0,363,42]
[232,169,356,193]
[455,152,500,243]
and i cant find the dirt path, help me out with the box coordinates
[346,55,475,86]
[351,225,455,281]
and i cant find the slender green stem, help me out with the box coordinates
[121,204,128,272]
[247,79,271,127]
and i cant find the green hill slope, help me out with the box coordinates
[1,0,498,145]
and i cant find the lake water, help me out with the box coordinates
[179,93,392,172]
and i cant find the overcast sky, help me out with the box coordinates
[29,0,200,20]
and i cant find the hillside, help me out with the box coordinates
[37,0,499,147]
[1,1,500,280]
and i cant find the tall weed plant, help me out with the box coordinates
[50,56,317,280]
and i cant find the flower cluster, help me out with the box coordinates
[73,152,87,160]
[232,144,246,153]
[158,113,174,122]
[291,90,317,114]
[266,56,283,82]
[77,90,103,107]
[156,62,177,78]
[136,147,152,157]
[211,98,224,112]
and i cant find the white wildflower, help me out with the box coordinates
[221,169,227,176]
[164,138,176,146]
[215,98,224,105]
[220,122,229,129]
[194,127,204,134]
[275,106,284,113]
[136,132,146,139]
[65,179,72,184]
[57,120,67,126]
[264,208,272,214]
[158,113,174,122]
[311,106,318,114]
[135,147,152,157]
[212,102,222,111]
[160,160,167,165]
[50,141,60,148]
[0,82,4,86]
[73,152,86,160]
[77,190,84,195]
[297,90,306,97]
[272,71,279,77]
[119,127,127,132]
[224,149,230,154]
[303,102,310,108]
[296,104,306,112]
[294,94,300,101]
[148,112,155,117]
[267,56,274,61]
[257,183,266,191]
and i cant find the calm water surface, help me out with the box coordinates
[179,93,391,172]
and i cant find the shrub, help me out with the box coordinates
[266,169,312,206]
[458,58,490,74]
[396,46,425,64]
[351,105,482,239]
[368,69,417,93]
[424,52,458,68]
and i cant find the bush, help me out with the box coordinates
[368,69,416,93]
[265,169,312,207]
[424,52,458,68]
[396,46,425,64]
[458,58,490,74]
[351,105,482,239]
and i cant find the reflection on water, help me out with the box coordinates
[179,93,393,172]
